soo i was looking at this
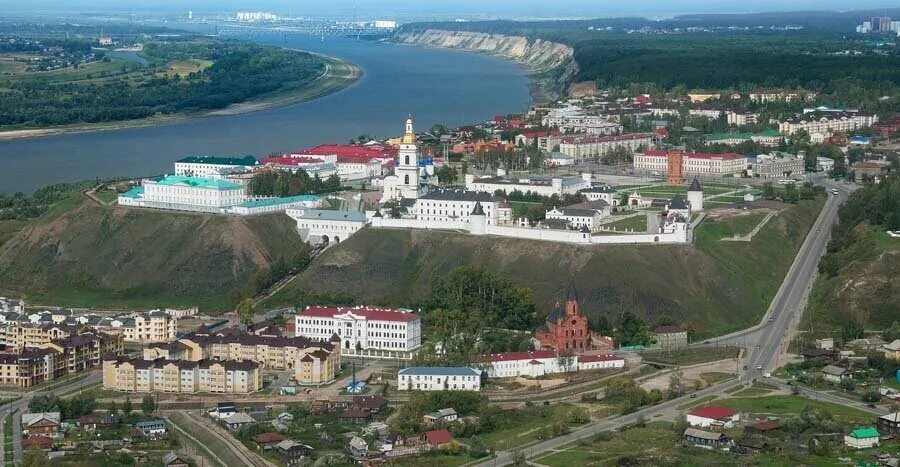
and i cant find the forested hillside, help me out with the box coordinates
[400,13,900,115]
[805,176,900,338]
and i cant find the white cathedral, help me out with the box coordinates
[380,116,427,202]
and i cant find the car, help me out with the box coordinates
[690,393,697,398]
[769,317,774,322]
[756,365,763,370]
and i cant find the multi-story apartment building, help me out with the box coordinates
[557,133,654,161]
[465,173,591,197]
[0,349,56,388]
[634,150,748,176]
[0,332,123,388]
[41,333,124,375]
[296,306,422,357]
[103,357,261,394]
[120,311,177,343]
[0,323,78,350]
[779,112,878,136]
[144,331,340,385]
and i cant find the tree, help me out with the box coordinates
[618,312,650,347]
[22,447,50,467]
[236,298,257,325]
[839,378,855,392]
[435,165,458,185]
[762,182,775,199]
[783,183,799,204]
[141,394,156,415]
[123,396,133,418]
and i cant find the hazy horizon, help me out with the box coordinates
[4,0,900,21]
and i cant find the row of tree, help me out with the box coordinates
[246,170,341,197]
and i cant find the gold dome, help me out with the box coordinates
[401,116,416,144]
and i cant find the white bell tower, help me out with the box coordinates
[395,115,424,200]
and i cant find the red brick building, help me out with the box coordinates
[535,283,614,353]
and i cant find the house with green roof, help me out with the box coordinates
[705,132,753,145]
[175,155,259,178]
[750,129,785,147]
[120,175,246,214]
[844,427,880,449]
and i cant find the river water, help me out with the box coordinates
[0,34,530,193]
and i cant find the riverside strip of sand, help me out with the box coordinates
[0,54,361,142]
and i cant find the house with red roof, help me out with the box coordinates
[686,406,740,428]
[483,350,624,378]
[295,306,422,356]
[424,429,453,447]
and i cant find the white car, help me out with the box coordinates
[756,365,763,370]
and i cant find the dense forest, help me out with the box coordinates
[400,16,900,114]
[0,39,326,128]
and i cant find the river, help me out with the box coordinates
[0,33,530,193]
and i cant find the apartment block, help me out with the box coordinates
[103,357,261,394]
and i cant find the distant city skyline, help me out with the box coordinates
[4,0,900,21]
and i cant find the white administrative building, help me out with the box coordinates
[295,306,422,357]
[397,367,482,391]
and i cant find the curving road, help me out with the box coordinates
[476,181,855,466]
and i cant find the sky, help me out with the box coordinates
[4,0,900,21]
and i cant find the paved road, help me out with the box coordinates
[477,182,854,466]
[0,371,101,465]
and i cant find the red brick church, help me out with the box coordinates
[535,282,614,352]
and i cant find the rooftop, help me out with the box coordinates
[176,156,258,166]
[149,175,242,190]
[299,306,419,323]
[236,195,321,209]
[290,209,367,222]
[398,367,481,377]
[420,189,504,202]
[689,406,737,420]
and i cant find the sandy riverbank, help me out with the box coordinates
[0,54,362,142]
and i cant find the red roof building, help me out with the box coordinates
[424,428,453,446]
[687,406,740,428]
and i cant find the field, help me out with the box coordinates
[264,197,823,337]
[162,58,213,78]
[479,404,582,450]
[0,220,28,249]
[718,395,871,424]
[0,195,309,311]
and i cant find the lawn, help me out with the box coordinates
[640,347,739,366]
[388,452,472,466]
[163,58,213,78]
[699,372,733,385]
[478,404,583,451]
[693,197,825,335]
[602,214,647,232]
[534,420,888,467]
[718,395,872,424]
[93,190,120,204]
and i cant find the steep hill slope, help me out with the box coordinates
[803,177,900,336]
[266,199,823,337]
[805,232,900,333]
[0,196,308,311]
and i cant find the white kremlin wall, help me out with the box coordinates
[367,215,689,245]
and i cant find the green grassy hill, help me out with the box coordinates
[266,198,823,337]
[0,196,308,311]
